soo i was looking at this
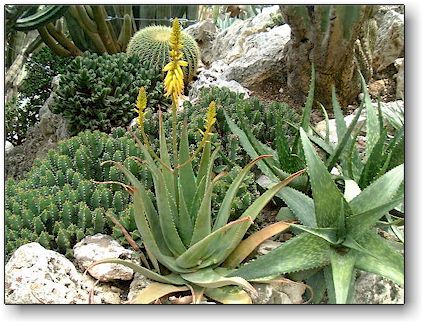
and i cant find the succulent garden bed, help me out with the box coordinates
[5,5,404,305]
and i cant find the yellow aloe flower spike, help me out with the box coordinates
[135,86,147,129]
[163,18,188,104]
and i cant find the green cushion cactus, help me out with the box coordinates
[126,25,200,83]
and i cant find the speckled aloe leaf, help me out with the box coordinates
[130,282,190,304]
[360,72,380,158]
[300,128,345,228]
[213,155,272,231]
[88,258,186,285]
[204,286,252,304]
[354,230,404,286]
[224,221,291,269]
[190,180,213,246]
[326,101,365,172]
[347,196,403,239]
[178,121,196,211]
[349,164,404,215]
[180,267,257,297]
[300,64,316,131]
[196,141,211,187]
[329,249,357,304]
[231,233,331,280]
[290,224,339,244]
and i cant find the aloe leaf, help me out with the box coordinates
[326,102,365,172]
[305,270,326,304]
[190,175,206,221]
[329,249,356,304]
[318,102,331,144]
[290,224,339,244]
[190,180,213,246]
[224,110,278,182]
[177,183,193,247]
[349,164,404,215]
[276,186,316,227]
[204,286,252,304]
[300,128,345,227]
[358,128,387,188]
[175,217,253,269]
[308,132,335,155]
[88,258,186,285]
[224,221,291,268]
[147,164,187,257]
[241,169,306,225]
[360,73,379,158]
[158,111,176,201]
[112,163,172,257]
[178,121,197,211]
[130,282,189,304]
[300,64,316,132]
[332,85,347,141]
[197,141,211,187]
[355,230,404,286]
[232,233,330,280]
[180,267,257,297]
[323,265,336,304]
[347,196,404,238]
[213,155,272,231]
[275,116,292,170]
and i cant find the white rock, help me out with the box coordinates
[188,60,251,101]
[257,240,282,256]
[394,58,404,99]
[73,234,138,282]
[5,243,88,304]
[184,19,218,65]
[5,141,13,154]
[252,280,305,304]
[127,272,154,303]
[315,113,366,144]
[353,271,404,304]
[373,9,404,72]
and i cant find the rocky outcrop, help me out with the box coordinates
[394,58,404,99]
[373,8,404,72]
[73,234,138,282]
[184,19,218,65]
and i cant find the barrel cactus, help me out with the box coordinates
[126,25,200,83]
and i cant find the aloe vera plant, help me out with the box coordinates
[91,102,304,303]
[231,128,404,304]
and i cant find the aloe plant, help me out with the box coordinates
[91,100,305,303]
[231,128,404,304]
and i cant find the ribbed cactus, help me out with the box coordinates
[126,25,200,83]
[51,52,168,135]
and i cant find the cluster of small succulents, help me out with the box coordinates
[51,52,169,135]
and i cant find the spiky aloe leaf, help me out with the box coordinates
[290,224,339,244]
[276,186,316,227]
[326,102,365,172]
[213,155,272,231]
[300,128,345,227]
[224,221,291,269]
[349,164,404,215]
[204,286,252,304]
[197,141,211,187]
[360,73,380,158]
[88,258,186,285]
[329,249,356,304]
[178,121,196,211]
[300,64,316,132]
[355,230,404,286]
[180,267,257,297]
[177,183,193,247]
[130,282,189,304]
[190,180,213,246]
[232,233,331,280]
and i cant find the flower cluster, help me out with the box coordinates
[135,86,147,129]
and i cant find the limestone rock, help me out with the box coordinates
[73,234,138,282]
[373,9,404,72]
[368,79,386,98]
[184,19,218,65]
[353,271,404,304]
[257,240,282,256]
[315,113,366,144]
[5,243,88,304]
[394,58,404,99]
[188,60,251,101]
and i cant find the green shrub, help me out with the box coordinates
[5,95,36,146]
[51,52,169,135]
